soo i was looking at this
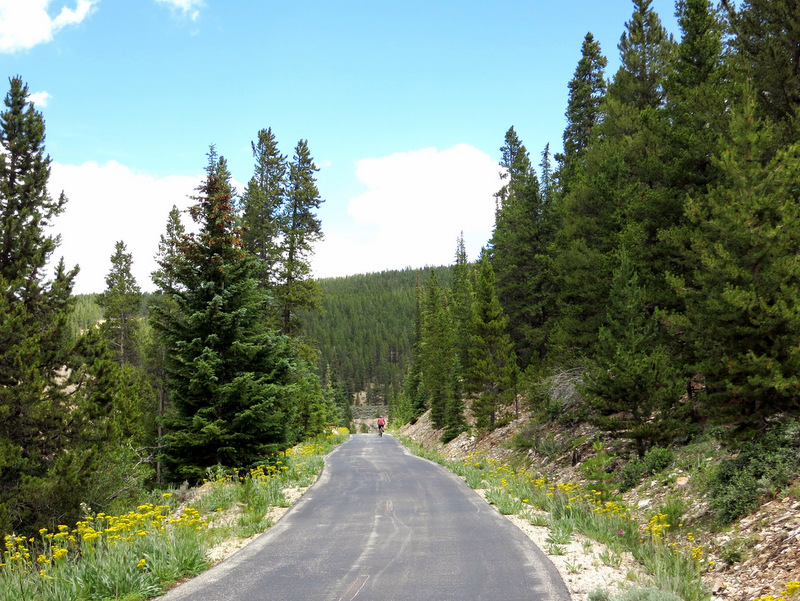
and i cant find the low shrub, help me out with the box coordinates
[581,439,619,502]
[619,447,675,492]
[644,447,674,474]
[707,420,800,525]
[613,587,683,601]
[590,587,683,601]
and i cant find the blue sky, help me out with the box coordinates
[1,0,679,293]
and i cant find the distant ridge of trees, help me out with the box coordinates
[302,266,452,403]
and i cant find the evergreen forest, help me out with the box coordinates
[386,0,800,453]
[2,0,800,550]
[0,79,341,538]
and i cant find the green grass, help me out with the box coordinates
[0,429,350,601]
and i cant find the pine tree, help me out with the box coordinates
[656,0,727,333]
[491,129,557,368]
[96,241,156,482]
[450,233,475,380]
[19,325,130,529]
[494,126,530,212]
[670,0,724,107]
[322,362,352,428]
[402,282,428,423]
[149,205,185,483]
[657,0,727,203]
[441,387,466,443]
[673,99,800,432]
[580,253,685,455]
[608,0,675,111]
[554,0,676,355]
[67,327,150,458]
[277,139,324,335]
[419,271,458,430]
[443,244,470,441]
[725,0,800,150]
[559,32,607,190]
[0,76,97,536]
[98,241,142,367]
[151,147,301,482]
[466,252,517,431]
[292,364,331,440]
[539,143,557,203]
[619,0,725,318]
[239,127,287,303]
[151,206,186,293]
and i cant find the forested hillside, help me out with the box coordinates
[394,0,800,447]
[303,266,452,401]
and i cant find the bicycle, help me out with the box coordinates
[378,424,384,437]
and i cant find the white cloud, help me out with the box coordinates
[44,145,501,293]
[313,144,501,278]
[155,0,203,21]
[49,160,202,294]
[27,91,52,107]
[0,0,97,53]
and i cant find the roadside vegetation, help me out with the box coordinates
[398,420,800,601]
[399,435,706,601]
[0,430,348,601]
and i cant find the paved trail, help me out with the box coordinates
[158,434,571,601]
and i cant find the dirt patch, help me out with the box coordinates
[203,483,313,565]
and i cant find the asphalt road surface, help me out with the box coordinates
[157,434,571,601]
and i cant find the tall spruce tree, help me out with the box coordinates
[491,129,557,368]
[450,233,475,380]
[539,143,557,203]
[673,99,800,432]
[494,126,529,211]
[559,32,607,190]
[607,0,677,267]
[151,148,301,482]
[580,253,686,455]
[97,241,157,473]
[419,270,458,430]
[725,0,800,151]
[66,326,155,492]
[148,205,186,483]
[0,77,106,536]
[322,362,352,429]
[466,252,517,431]
[98,240,142,367]
[608,0,675,111]
[554,0,676,355]
[401,282,428,423]
[240,127,287,311]
[656,0,727,350]
[443,242,470,442]
[151,206,186,294]
[277,139,323,336]
[661,0,726,200]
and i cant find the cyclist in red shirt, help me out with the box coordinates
[377,416,385,437]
